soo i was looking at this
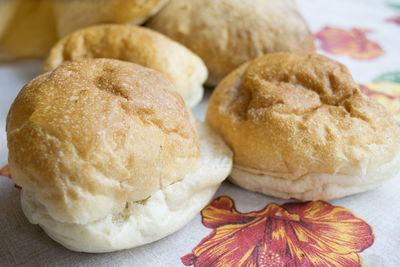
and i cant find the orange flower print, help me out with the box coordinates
[315,26,384,59]
[0,164,21,189]
[182,196,374,267]
[0,164,11,178]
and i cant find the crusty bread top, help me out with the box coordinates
[42,24,207,107]
[7,58,200,224]
[147,0,315,85]
[53,0,169,38]
[207,53,400,179]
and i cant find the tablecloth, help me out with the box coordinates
[1,0,400,266]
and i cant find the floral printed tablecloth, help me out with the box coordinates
[1,0,400,266]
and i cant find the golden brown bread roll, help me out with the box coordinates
[206,52,400,200]
[43,24,207,108]
[8,58,199,223]
[147,0,315,85]
[7,59,233,252]
[53,0,169,38]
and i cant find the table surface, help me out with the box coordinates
[1,0,400,266]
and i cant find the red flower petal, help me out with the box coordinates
[284,201,374,253]
[183,196,374,267]
[386,15,400,25]
[202,196,256,228]
[191,220,265,266]
[257,243,286,267]
[315,26,384,59]
[181,253,197,266]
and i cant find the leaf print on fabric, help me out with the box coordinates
[373,72,400,84]
[387,3,400,10]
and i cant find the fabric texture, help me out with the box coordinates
[1,0,399,266]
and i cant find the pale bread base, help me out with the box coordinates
[184,84,204,109]
[230,152,400,201]
[21,121,232,252]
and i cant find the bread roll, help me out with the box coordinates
[7,59,232,252]
[0,0,169,60]
[43,24,207,108]
[206,52,400,200]
[147,0,315,86]
[53,0,169,38]
[0,0,57,60]
[0,0,19,35]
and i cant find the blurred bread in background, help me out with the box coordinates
[147,0,315,86]
[0,0,57,60]
[0,0,169,60]
[0,0,20,35]
[53,0,169,38]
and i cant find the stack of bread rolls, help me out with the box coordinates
[4,0,400,254]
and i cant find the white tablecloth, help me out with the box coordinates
[1,0,400,266]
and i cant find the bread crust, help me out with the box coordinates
[7,58,200,224]
[0,0,57,60]
[20,121,233,252]
[53,0,169,37]
[0,0,169,60]
[147,0,315,85]
[206,52,400,199]
[43,24,207,108]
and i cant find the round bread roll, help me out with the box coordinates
[206,52,400,201]
[53,0,169,38]
[43,24,207,108]
[7,59,232,252]
[147,0,315,86]
[0,0,57,60]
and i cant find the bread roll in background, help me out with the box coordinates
[0,0,57,60]
[43,25,207,108]
[53,0,169,38]
[0,0,20,35]
[206,52,400,201]
[6,59,232,252]
[0,0,169,60]
[147,0,315,86]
